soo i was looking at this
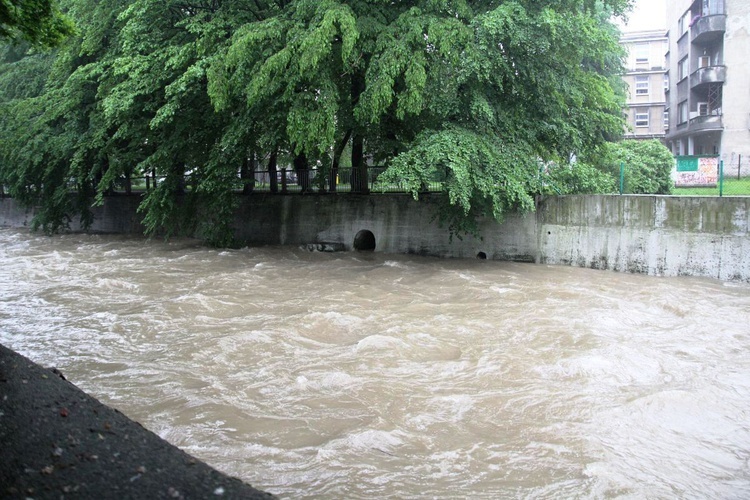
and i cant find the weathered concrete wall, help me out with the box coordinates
[2,194,749,281]
[538,195,750,281]
[0,197,34,229]
[0,195,145,234]
[230,194,537,261]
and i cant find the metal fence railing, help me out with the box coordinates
[611,157,750,197]
[247,167,446,194]
[112,167,445,195]
[670,157,750,196]
[3,163,749,198]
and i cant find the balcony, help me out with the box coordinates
[691,15,726,45]
[668,113,722,141]
[688,114,723,133]
[690,65,725,91]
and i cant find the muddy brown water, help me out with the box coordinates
[2,228,750,498]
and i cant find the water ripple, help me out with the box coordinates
[2,228,750,498]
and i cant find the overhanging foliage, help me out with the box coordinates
[0,0,633,245]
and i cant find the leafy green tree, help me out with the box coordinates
[1,0,633,244]
[0,0,132,233]
[0,0,75,46]
[0,0,268,243]
[371,0,630,234]
[99,0,298,244]
[212,0,631,236]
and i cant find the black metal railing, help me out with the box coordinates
[5,162,750,199]
[118,167,445,195]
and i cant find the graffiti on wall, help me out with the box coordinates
[674,156,719,187]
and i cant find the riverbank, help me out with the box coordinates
[0,343,275,499]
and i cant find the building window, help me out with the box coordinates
[635,109,649,127]
[635,76,650,95]
[679,10,692,36]
[678,100,688,124]
[664,74,670,92]
[703,0,726,16]
[678,57,689,80]
[664,111,669,129]
[635,43,649,68]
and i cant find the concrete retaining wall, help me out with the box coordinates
[2,194,748,282]
[230,194,537,261]
[538,195,750,282]
[0,195,145,234]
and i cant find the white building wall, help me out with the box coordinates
[665,0,750,176]
[721,0,750,175]
[621,30,668,140]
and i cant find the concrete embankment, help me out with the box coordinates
[0,344,275,499]
[1,193,749,281]
[537,195,750,282]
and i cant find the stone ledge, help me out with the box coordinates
[0,343,275,499]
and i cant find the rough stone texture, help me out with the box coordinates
[1,193,749,281]
[0,344,275,499]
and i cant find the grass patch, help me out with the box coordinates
[673,177,750,196]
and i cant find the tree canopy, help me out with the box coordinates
[0,0,634,245]
[0,0,75,46]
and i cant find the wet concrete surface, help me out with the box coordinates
[0,344,276,499]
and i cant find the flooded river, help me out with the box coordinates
[1,228,750,498]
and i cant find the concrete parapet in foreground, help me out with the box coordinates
[0,344,275,499]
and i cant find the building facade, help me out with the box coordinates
[664,0,750,175]
[620,30,669,140]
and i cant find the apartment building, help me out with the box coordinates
[664,0,750,175]
[620,29,669,140]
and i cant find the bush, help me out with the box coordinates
[543,161,617,195]
[595,139,674,194]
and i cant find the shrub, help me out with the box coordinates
[594,139,674,194]
[544,161,617,195]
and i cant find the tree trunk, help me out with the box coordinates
[294,151,310,193]
[268,148,278,193]
[351,133,368,193]
[174,164,186,195]
[350,71,369,194]
[331,129,352,193]
[241,154,254,194]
